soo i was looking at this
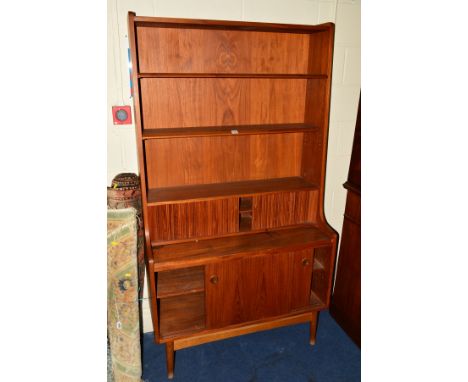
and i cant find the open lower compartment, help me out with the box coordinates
[157,266,206,339]
[158,292,206,339]
[157,266,205,298]
[309,246,333,308]
[155,241,334,339]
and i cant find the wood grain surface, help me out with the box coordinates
[205,249,314,328]
[137,27,310,74]
[140,78,307,129]
[148,198,239,242]
[157,266,205,298]
[145,134,304,188]
[159,292,205,338]
[147,177,317,205]
[142,123,318,139]
[153,225,332,271]
[252,190,318,229]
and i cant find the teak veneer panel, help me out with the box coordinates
[152,225,332,271]
[252,190,318,229]
[307,31,332,75]
[157,267,205,298]
[205,249,313,328]
[140,78,307,129]
[142,123,318,139]
[137,27,310,74]
[205,253,290,329]
[145,134,304,188]
[159,292,205,339]
[147,177,317,205]
[148,198,239,242]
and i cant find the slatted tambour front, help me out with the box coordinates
[252,190,319,229]
[148,198,239,243]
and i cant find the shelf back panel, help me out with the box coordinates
[145,134,304,188]
[136,26,311,74]
[140,78,307,129]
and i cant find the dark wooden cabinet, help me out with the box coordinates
[330,98,361,347]
[128,13,338,378]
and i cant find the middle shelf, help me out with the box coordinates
[142,123,318,139]
[147,176,318,205]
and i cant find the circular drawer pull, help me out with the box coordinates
[301,258,310,266]
[210,275,219,284]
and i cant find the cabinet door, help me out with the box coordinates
[205,249,313,329]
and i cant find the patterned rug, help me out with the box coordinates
[108,208,142,382]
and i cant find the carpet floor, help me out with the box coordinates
[142,310,360,382]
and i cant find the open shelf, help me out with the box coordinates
[313,258,325,270]
[309,290,326,308]
[153,225,332,271]
[147,177,318,205]
[239,214,252,232]
[142,123,319,140]
[239,197,253,212]
[157,266,205,299]
[138,73,327,79]
[159,292,205,339]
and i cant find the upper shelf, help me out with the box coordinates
[138,73,327,79]
[147,176,318,205]
[142,123,319,140]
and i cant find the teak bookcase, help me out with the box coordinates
[128,13,338,378]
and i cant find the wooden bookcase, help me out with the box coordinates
[128,13,338,378]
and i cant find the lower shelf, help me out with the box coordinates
[158,291,326,341]
[159,292,205,339]
[157,266,205,298]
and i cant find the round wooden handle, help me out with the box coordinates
[210,275,219,284]
[302,258,310,266]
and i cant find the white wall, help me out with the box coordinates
[107,0,360,333]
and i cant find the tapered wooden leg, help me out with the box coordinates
[309,312,318,346]
[165,342,174,379]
